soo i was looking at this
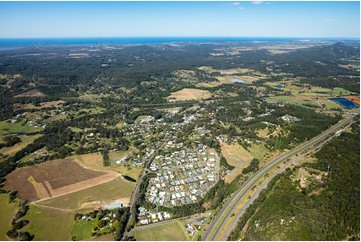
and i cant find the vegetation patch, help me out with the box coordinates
[0,194,19,240]
[134,220,188,241]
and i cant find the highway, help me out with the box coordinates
[202,113,357,241]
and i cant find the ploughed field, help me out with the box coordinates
[4,158,108,201]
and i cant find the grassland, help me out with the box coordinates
[248,143,269,161]
[168,88,212,101]
[21,204,74,241]
[221,141,254,183]
[73,151,142,180]
[36,177,134,210]
[71,219,96,240]
[134,220,188,241]
[0,194,19,240]
[220,141,254,167]
[0,134,42,157]
[0,120,42,136]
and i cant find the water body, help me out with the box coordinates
[232,78,248,84]
[274,85,284,89]
[0,37,354,47]
[328,97,357,109]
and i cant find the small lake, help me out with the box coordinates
[232,78,248,84]
[274,85,284,89]
[328,97,357,109]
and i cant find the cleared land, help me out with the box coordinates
[0,194,19,240]
[20,204,74,241]
[36,177,134,210]
[4,158,107,201]
[168,88,212,101]
[134,220,188,241]
[18,100,65,110]
[71,219,96,240]
[0,134,42,157]
[345,96,360,104]
[220,141,254,167]
[14,90,47,98]
[220,141,254,183]
[73,152,142,181]
[0,120,42,136]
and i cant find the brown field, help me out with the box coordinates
[220,141,254,183]
[344,96,360,104]
[4,158,107,201]
[220,141,254,167]
[14,89,47,98]
[73,152,142,181]
[168,88,212,101]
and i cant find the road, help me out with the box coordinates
[122,134,171,239]
[202,113,357,241]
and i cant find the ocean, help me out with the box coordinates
[0,37,357,47]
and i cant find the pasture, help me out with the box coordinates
[134,220,188,241]
[220,141,254,167]
[20,204,74,241]
[71,219,96,240]
[36,177,134,210]
[0,134,42,157]
[0,194,19,240]
[168,88,212,101]
[0,120,42,136]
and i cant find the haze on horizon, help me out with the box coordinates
[0,1,359,39]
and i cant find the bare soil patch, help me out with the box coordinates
[4,158,106,201]
[14,89,47,98]
[344,96,360,104]
[168,88,212,101]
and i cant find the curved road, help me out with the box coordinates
[202,113,357,241]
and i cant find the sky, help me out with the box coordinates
[0,1,359,38]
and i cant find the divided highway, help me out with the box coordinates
[202,113,357,241]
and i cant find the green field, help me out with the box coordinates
[21,204,75,241]
[134,221,189,241]
[0,120,42,136]
[248,143,269,161]
[71,219,96,240]
[0,194,19,240]
[37,177,134,210]
[0,134,42,157]
[273,96,317,106]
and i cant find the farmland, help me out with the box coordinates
[4,158,107,201]
[36,177,134,210]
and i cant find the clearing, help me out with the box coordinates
[134,220,188,241]
[0,134,42,157]
[168,88,212,101]
[14,90,47,98]
[36,177,134,210]
[4,158,110,201]
[20,204,74,241]
[220,141,254,183]
[0,194,19,240]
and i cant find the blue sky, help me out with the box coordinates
[0,1,359,38]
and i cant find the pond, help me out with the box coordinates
[231,78,248,84]
[274,85,284,89]
[328,97,357,109]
